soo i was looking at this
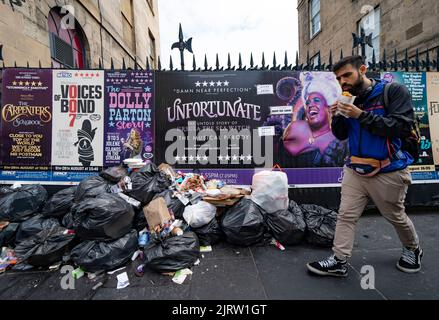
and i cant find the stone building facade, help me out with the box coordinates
[0,0,160,69]
[298,0,439,65]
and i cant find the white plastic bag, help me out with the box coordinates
[251,170,289,213]
[183,201,217,228]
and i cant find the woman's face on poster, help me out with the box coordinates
[305,92,328,127]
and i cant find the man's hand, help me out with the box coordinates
[330,103,338,116]
[337,102,364,119]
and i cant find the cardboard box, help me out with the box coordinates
[143,197,172,230]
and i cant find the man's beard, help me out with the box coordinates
[350,74,365,96]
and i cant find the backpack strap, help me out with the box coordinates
[383,82,397,109]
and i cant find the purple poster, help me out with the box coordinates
[1,69,52,170]
[104,71,154,166]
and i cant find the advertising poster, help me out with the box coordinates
[51,70,104,175]
[382,72,434,174]
[426,72,439,166]
[155,71,348,185]
[0,69,52,181]
[104,71,154,166]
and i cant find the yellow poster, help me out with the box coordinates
[427,72,439,165]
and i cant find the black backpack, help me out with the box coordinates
[383,83,421,163]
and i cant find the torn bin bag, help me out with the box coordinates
[143,232,200,272]
[14,226,75,267]
[300,204,337,247]
[220,198,266,246]
[42,186,77,218]
[127,163,171,205]
[72,193,134,241]
[71,229,138,272]
[264,201,306,245]
[0,185,47,222]
[15,214,60,244]
[74,175,112,202]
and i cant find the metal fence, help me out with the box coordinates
[1,47,439,72]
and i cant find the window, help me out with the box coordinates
[358,7,380,64]
[310,0,321,38]
[148,31,156,68]
[311,52,320,67]
[121,0,135,51]
[48,7,87,68]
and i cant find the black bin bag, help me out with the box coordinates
[100,166,128,183]
[0,185,47,222]
[191,218,224,246]
[42,186,77,218]
[220,198,266,246]
[127,163,171,205]
[300,204,337,247]
[15,214,60,244]
[74,175,112,202]
[71,229,138,272]
[72,193,134,241]
[264,200,306,245]
[15,226,75,267]
[143,232,200,272]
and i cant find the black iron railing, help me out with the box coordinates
[1,47,439,72]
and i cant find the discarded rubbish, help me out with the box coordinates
[42,186,77,218]
[14,226,75,267]
[200,246,212,253]
[143,232,200,272]
[251,170,289,213]
[15,214,60,244]
[271,239,286,251]
[0,184,48,222]
[0,247,17,273]
[172,268,193,285]
[71,230,138,272]
[183,201,217,228]
[264,201,306,245]
[221,198,266,246]
[100,166,128,183]
[301,204,337,247]
[72,193,134,241]
[127,163,171,205]
[72,267,85,279]
[74,175,112,202]
[191,218,224,246]
[116,272,130,289]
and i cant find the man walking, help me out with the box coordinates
[307,56,423,277]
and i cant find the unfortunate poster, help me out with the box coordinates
[426,72,439,166]
[0,69,52,176]
[156,71,347,185]
[104,71,154,166]
[51,70,104,173]
[382,72,434,172]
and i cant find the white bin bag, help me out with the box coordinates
[251,170,289,213]
[183,201,217,228]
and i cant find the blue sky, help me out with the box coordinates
[158,0,299,70]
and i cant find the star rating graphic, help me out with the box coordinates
[12,80,44,87]
[195,80,230,87]
[174,153,253,164]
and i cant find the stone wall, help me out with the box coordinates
[0,0,160,68]
[298,0,439,64]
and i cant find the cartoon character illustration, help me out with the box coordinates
[74,119,97,167]
[276,72,348,167]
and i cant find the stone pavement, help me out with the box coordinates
[0,211,437,300]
